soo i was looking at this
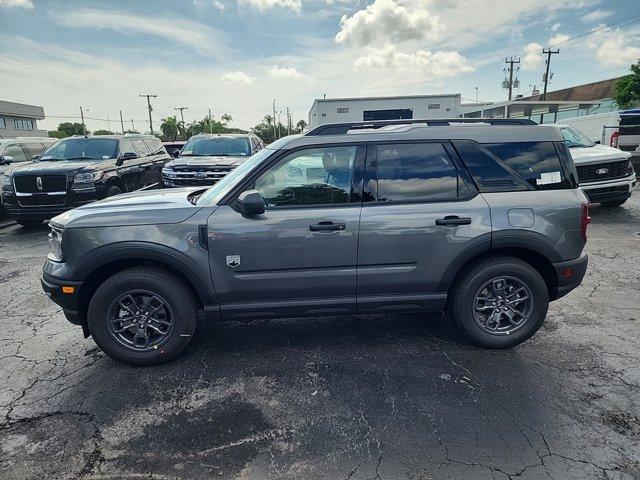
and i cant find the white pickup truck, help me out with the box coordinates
[552,124,636,207]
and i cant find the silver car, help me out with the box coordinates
[41,119,589,365]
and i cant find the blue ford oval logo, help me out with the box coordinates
[195,172,207,179]
[596,168,609,175]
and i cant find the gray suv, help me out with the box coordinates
[41,119,590,365]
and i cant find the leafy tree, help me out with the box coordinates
[613,61,640,109]
[160,116,180,142]
[251,115,308,144]
[123,129,140,134]
[93,129,114,135]
[52,122,86,138]
[221,113,233,125]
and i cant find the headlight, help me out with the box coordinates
[1,174,12,187]
[162,168,177,179]
[48,226,64,262]
[73,171,103,183]
[628,160,635,176]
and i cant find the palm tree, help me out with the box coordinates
[296,119,308,133]
[221,113,232,125]
[160,116,179,141]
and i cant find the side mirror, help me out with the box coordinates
[594,140,601,144]
[32,155,40,160]
[236,190,265,216]
[172,150,181,158]
[117,151,138,165]
[0,155,14,165]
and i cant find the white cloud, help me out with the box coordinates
[588,27,640,68]
[192,0,225,9]
[268,66,307,80]
[221,70,254,85]
[353,45,473,78]
[581,9,613,23]
[238,0,301,13]
[0,0,33,8]
[53,8,227,57]
[551,22,561,32]
[548,33,569,46]
[521,42,543,70]
[335,0,444,48]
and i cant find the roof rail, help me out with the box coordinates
[305,118,537,136]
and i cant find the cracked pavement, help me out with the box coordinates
[1,192,639,480]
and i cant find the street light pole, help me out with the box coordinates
[272,99,277,141]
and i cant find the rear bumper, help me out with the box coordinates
[552,253,588,300]
[41,272,83,325]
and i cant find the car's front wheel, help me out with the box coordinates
[87,267,197,365]
[15,217,45,228]
[449,255,549,348]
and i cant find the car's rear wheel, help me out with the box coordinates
[106,185,123,197]
[600,198,628,208]
[449,255,549,348]
[87,267,197,365]
[15,217,45,228]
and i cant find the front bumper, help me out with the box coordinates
[552,253,588,300]
[41,272,83,325]
[1,187,103,219]
[579,173,636,204]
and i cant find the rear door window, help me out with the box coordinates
[484,142,571,190]
[131,138,151,157]
[143,137,164,155]
[372,143,464,202]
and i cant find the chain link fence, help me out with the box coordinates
[602,125,640,173]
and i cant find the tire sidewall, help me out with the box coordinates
[107,185,123,197]
[88,272,196,365]
[456,261,549,348]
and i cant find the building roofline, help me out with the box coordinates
[312,94,461,104]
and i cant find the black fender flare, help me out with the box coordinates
[72,241,216,306]
[436,230,561,292]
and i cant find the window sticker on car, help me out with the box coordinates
[537,171,562,185]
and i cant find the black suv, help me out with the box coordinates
[1,134,170,227]
[162,133,263,187]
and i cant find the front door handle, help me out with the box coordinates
[435,216,472,226]
[309,221,346,232]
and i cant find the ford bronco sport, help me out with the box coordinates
[41,119,589,365]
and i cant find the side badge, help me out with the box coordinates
[226,255,241,268]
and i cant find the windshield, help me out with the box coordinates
[197,148,273,206]
[40,138,118,161]
[182,137,251,157]
[560,126,594,148]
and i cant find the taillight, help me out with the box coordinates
[580,203,591,242]
[610,131,619,148]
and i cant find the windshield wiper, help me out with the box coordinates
[62,157,100,161]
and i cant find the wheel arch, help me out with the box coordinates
[74,243,215,325]
[438,235,561,301]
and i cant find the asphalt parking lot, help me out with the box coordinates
[0,193,639,480]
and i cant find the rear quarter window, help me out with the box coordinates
[484,142,571,190]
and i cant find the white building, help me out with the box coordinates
[0,100,48,139]
[308,94,461,128]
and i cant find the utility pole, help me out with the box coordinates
[475,86,479,103]
[272,99,277,141]
[174,106,188,124]
[107,115,111,133]
[541,48,560,100]
[120,110,125,134]
[139,94,157,134]
[79,106,87,136]
[130,119,135,132]
[208,108,213,133]
[503,57,520,101]
[286,106,291,135]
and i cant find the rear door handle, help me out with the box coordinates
[435,216,472,226]
[309,221,346,232]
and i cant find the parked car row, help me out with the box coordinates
[0,133,262,227]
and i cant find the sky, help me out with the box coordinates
[1,0,639,133]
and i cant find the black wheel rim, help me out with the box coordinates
[106,290,175,352]
[473,276,534,335]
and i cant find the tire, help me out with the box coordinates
[16,217,45,228]
[600,198,628,208]
[106,185,123,197]
[87,267,197,366]
[448,255,549,349]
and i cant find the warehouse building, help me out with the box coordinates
[0,100,48,138]
[308,94,461,128]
